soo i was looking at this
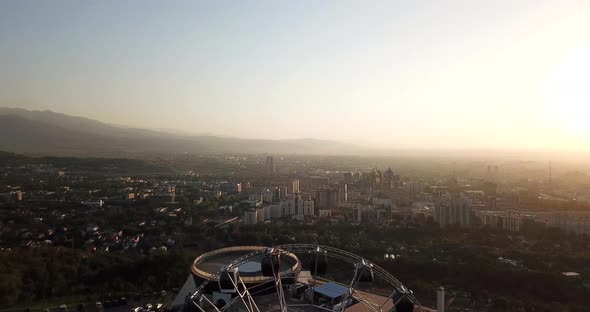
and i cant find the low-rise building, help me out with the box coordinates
[318,209,332,218]
[475,210,529,232]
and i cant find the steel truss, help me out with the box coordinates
[190,244,425,312]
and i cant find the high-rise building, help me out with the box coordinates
[435,196,471,228]
[392,173,401,189]
[268,204,282,219]
[262,188,273,203]
[292,179,301,194]
[244,210,258,225]
[337,183,348,202]
[315,187,339,210]
[375,169,382,186]
[263,205,272,220]
[367,168,383,187]
[249,194,263,202]
[280,186,288,200]
[255,207,265,223]
[353,172,361,181]
[268,186,287,202]
[352,206,363,223]
[266,156,275,175]
[383,168,394,189]
[281,194,314,217]
[406,181,424,195]
[273,187,281,202]
[486,196,497,210]
[343,172,353,184]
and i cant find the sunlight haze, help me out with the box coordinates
[1,0,590,150]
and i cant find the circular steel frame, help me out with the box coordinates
[190,244,424,312]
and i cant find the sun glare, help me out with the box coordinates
[544,42,590,136]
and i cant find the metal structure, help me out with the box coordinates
[190,244,424,312]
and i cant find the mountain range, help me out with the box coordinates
[0,108,363,156]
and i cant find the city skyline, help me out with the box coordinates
[2,1,590,150]
[2,2,590,310]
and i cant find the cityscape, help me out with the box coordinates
[2,147,590,311]
[2,1,590,312]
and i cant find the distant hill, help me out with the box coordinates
[0,108,363,156]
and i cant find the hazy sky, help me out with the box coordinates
[1,1,590,150]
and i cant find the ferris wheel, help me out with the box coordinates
[189,244,426,312]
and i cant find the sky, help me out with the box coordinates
[1,0,590,150]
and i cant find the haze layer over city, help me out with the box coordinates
[2,1,590,152]
[1,1,590,312]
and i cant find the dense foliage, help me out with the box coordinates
[2,220,590,311]
[0,248,192,306]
